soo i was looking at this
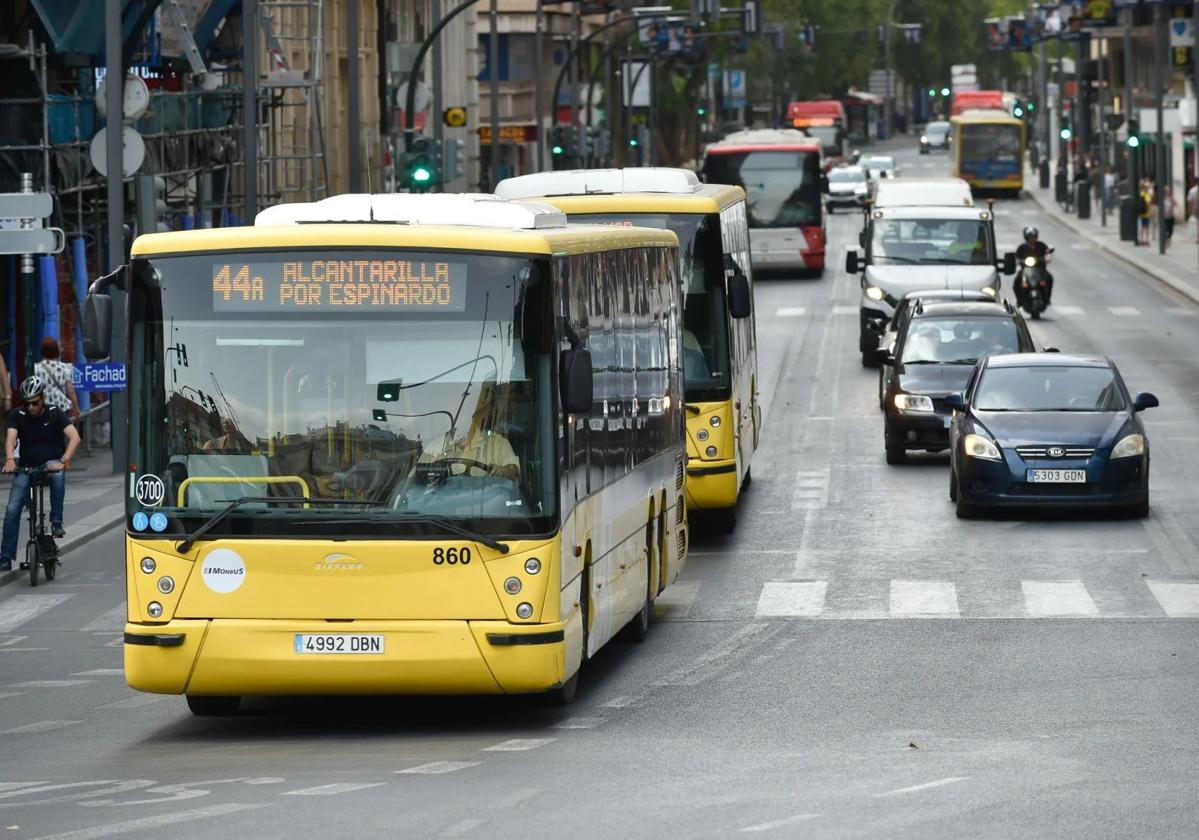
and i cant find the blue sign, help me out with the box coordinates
[73,362,127,392]
[132,511,149,531]
[149,512,168,533]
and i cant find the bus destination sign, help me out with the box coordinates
[211,259,467,312]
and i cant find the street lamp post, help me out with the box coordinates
[883,0,899,139]
[1153,0,1165,255]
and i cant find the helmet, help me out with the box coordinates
[20,375,44,401]
[1022,226,1039,239]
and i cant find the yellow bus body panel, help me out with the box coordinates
[684,400,740,509]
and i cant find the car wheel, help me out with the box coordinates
[861,349,878,368]
[954,491,978,519]
[885,443,906,465]
[1128,494,1149,519]
[878,370,886,410]
[827,205,835,214]
[949,469,958,502]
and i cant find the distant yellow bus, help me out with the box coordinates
[950,110,1025,194]
[85,194,687,713]
[497,169,760,532]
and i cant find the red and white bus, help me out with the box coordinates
[786,100,847,169]
[700,129,826,276]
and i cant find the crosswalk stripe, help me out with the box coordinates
[756,581,827,617]
[0,720,80,735]
[281,782,386,796]
[775,306,808,317]
[8,680,92,688]
[1054,305,1085,316]
[0,593,74,632]
[395,761,480,775]
[889,580,959,618]
[1021,580,1099,617]
[1145,581,1199,617]
[481,738,554,752]
[654,582,700,620]
[831,305,858,316]
[1107,306,1141,316]
[1165,307,1196,317]
[80,603,127,633]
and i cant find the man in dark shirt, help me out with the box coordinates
[1014,225,1054,305]
[1,376,81,571]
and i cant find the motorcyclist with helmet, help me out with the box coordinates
[1014,226,1054,310]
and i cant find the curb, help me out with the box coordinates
[1023,187,1199,309]
[0,513,124,589]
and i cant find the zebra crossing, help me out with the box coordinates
[655,576,1199,621]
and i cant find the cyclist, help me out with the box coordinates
[0,376,81,572]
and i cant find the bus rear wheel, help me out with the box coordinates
[186,695,240,717]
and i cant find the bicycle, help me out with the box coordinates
[13,467,60,586]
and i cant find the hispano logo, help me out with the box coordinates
[316,553,363,571]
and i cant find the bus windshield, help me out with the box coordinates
[960,124,1021,163]
[870,218,995,265]
[128,250,558,538]
[702,149,822,229]
[802,126,842,158]
[569,212,731,402]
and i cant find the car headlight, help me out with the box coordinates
[1111,434,1145,459]
[865,285,886,302]
[981,286,996,297]
[920,136,929,144]
[963,433,1002,461]
[894,393,934,412]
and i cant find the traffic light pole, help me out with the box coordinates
[534,2,545,171]
[1123,6,1135,203]
[404,0,485,138]
[1153,1,1165,255]
[489,0,500,190]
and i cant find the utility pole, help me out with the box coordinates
[534,1,544,171]
[243,0,258,219]
[347,0,361,192]
[1123,4,1135,199]
[489,0,499,190]
[432,0,444,190]
[883,0,899,139]
[1098,33,1107,226]
[1039,33,1050,187]
[569,3,579,159]
[104,0,127,472]
[1154,0,1165,254]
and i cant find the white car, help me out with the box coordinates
[825,165,868,213]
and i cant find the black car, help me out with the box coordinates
[882,301,1035,464]
[947,354,1158,519]
[920,121,951,154]
[876,288,998,409]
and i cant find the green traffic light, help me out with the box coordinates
[1059,128,1072,140]
[411,166,433,184]
[928,88,936,97]
[1013,107,1023,117]
[696,107,706,116]
[940,87,950,96]
[552,144,565,155]
[1127,135,1139,148]
[1027,102,1035,111]
[629,138,639,147]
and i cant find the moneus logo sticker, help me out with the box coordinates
[200,548,247,593]
[135,474,166,507]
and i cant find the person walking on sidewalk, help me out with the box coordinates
[1187,180,1198,242]
[0,376,81,572]
[1160,185,1177,248]
[1137,179,1152,245]
[34,337,80,420]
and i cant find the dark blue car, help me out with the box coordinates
[946,353,1158,518]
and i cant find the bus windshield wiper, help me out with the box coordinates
[873,255,919,264]
[310,512,511,553]
[175,496,387,553]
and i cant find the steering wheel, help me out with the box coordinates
[431,457,492,477]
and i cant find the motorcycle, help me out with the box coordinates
[1015,248,1054,320]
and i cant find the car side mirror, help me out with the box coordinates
[845,250,859,274]
[727,270,752,319]
[1043,346,1060,353]
[943,392,967,412]
[820,174,830,195]
[1133,392,1159,412]
[560,348,594,415]
[1002,252,1017,275]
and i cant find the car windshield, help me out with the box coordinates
[861,156,895,170]
[900,316,1019,364]
[974,366,1127,412]
[925,123,949,138]
[828,168,864,183]
[702,149,822,228]
[870,217,994,265]
[128,250,558,538]
[569,212,731,402]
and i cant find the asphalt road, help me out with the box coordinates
[1,145,1196,839]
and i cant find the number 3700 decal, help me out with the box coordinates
[433,547,471,565]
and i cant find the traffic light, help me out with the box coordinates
[928,87,937,97]
[550,125,567,157]
[406,134,440,191]
[1012,98,1024,118]
[444,137,466,180]
[940,87,950,97]
[1126,118,1139,148]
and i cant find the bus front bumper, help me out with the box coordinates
[685,458,739,510]
[125,619,573,697]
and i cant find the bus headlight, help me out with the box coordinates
[504,576,522,595]
[706,446,718,457]
[516,602,534,619]
[140,557,156,574]
[697,428,709,441]
[865,285,886,302]
[157,576,175,594]
[147,601,164,619]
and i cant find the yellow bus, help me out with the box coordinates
[82,194,687,713]
[496,169,759,533]
[949,109,1025,194]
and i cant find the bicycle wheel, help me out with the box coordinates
[26,541,39,587]
[40,536,57,581]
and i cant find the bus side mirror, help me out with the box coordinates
[820,174,829,194]
[82,292,113,360]
[845,250,859,274]
[560,348,593,415]
[1002,252,1017,275]
[728,270,752,319]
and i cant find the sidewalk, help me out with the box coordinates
[1024,171,1199,307]
[0,446,124,587]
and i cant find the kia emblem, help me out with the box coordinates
[1048,446,1065,458]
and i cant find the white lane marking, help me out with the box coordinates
[27,803,265,840]
[493,787,541,808]
[0,594,73,632]
[1022,580,1099,617]
[552,716,605,730]
[739,813,822,832]
[791,469,830,510]
[1145,581,1199,617]
[1165,307,1196,317]
[0,782,48,792]
[100,694,170,710]
[1069,242,1090,250]
[831,305,858,316]
[0,635,27,647]
[80,604,127,633]
[775,306,808,317]
[872,776,969,798]
[653,582,700,620]
[889,581,959,618]
[0,691,24,699]
[481,738,554,752]
[0,720,81,735]
[7,680,91,689]
[442,818,486,837]
[281,782,385,796]
[600,695,638,709]
[1054,305,1085,316]
[755,581,827,618]
[1107,306,1141,316]
[395,761,481,775]
[70,669,123,676]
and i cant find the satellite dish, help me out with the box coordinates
[89,126,146,178]
[96,74,151,122]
